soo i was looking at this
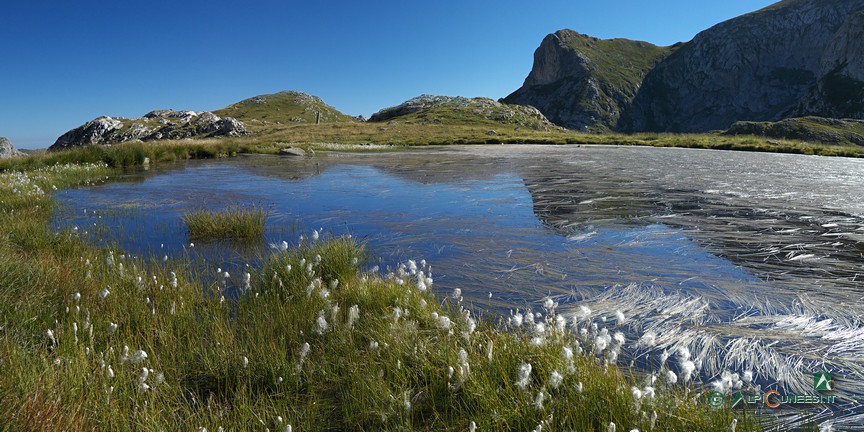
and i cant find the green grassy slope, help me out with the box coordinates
[215,90,356,127]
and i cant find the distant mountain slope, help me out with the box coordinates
[214,90,355,125]
[502,30,673,132]
[622,0,864,132]
[369,95,555,130]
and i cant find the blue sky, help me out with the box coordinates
[1,0,776,148]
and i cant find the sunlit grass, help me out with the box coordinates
[184,206,267,240]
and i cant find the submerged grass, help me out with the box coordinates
[184,206,267,240]
[0,142,787,431]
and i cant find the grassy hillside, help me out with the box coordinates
[214,90,356,127]
[368,95,556,130]
[724,116,864,146]
[563,35,674,97]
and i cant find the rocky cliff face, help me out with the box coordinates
[502,30,673,132]
[623,0,864,132]
[0,137,24,159]
[794,9,864,119]
[50,110,248,151]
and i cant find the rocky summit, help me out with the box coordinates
[369,95,555,130]
[509,0,864,134]
[502,30,673,132]
[0,137,23,159]
[49,110,248,151]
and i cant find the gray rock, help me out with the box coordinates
[278,147,307,156]
[50,110,248,151]
[623,0,864,132]
[0,137,24,159]
[52,116,125,150]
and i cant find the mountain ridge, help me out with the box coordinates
[508,0,864,134]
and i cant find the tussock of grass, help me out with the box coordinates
[184,206,267,240]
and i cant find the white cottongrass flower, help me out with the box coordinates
[315,311,329,334]
[451,288,462,302]
[99,287,110,299]
[549,370,563,389]
[555,315,566,332]
[666,370,678,385]
[543,297,555,311]
[170,272,178,289]
[575,305,591,320]
[72,292,81,302]
[731,418,738,432]
[469,421,476,432]
[463,317,476,338]
[677,346,691,361]
[105,365,115,379]
[347,305,360,329]
[638,332,656,347]
[643,386,655,401]
[681,361,696,382]
[138,367,149,384]
[516,363,532,389]
[107,322,118,335]
[659,349,669,364]
[608,422,616,432]
[631,386,642,401]
[139,382,150,392]
[312,229,319,241]
[534,322,546,336]
[510,312,524,327]
[533,391,545,409]
[615,309,625,324]
[242,356,249,369]
[576,382,583,393]
[742,370,753,384]
[128,349,148,364]
[438,315,452,331]
[242,272,251,292]
[46,329,56,347]
[613,331,625,346]
[296,342,311,372]
[369,340,379,350]
[284,425,292,432]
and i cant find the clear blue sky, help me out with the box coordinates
[1,0,776,149]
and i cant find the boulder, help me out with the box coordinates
[278,146,307,157]
[0,137,24,159]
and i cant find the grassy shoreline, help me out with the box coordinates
[0,141,802,431]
